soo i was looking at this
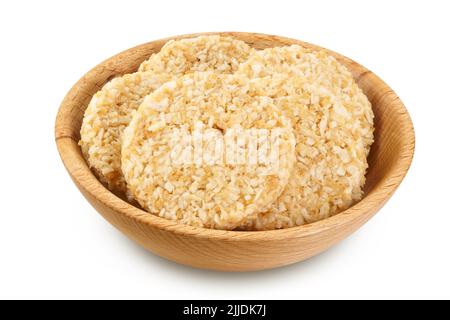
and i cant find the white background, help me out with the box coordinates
[1,0,449,300]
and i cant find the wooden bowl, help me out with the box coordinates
[55,32,415,271]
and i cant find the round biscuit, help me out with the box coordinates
[237,45,375,230]
[79,72,171,193]
[121,72,296,230]
[138,35,253,75]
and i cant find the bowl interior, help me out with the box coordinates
[55,32,415,235]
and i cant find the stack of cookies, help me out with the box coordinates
[80,35,374,230]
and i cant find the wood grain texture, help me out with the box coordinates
[55,32,415,271]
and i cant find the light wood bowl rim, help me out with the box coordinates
[55,32,415,242]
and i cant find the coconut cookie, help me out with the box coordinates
[121,72,296,230]
[138,35,253,75]
[237,46,374,230]
[79,72,171,193]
